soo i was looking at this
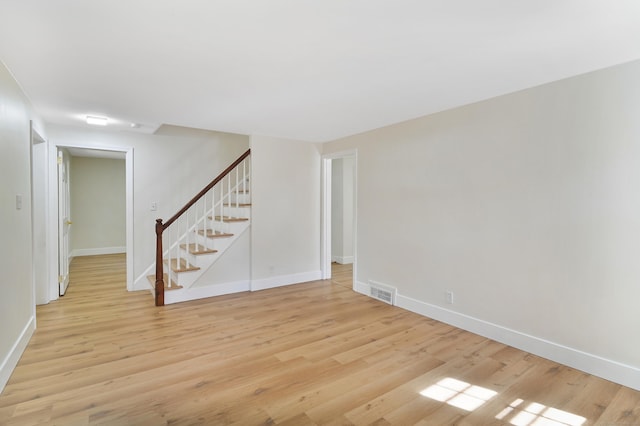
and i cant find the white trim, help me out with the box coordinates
[161,270,323,304]
[322,149,360,160]
[164,280,251,305]
[391,292,640,392]
[251,270,322,291]
[71,246,126,257]
[331,255,354,264]
[354,280,369,296]
[0,316,35,393]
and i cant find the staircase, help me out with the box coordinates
[150,149,251,306]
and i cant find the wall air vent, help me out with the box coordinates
[368,280,396,305]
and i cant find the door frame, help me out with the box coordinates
[30,122,49,305]
[48,142,134,299]
[320,149,357,283]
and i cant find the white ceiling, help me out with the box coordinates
[1,1,639,142]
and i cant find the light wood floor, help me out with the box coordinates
[1,255,639,425]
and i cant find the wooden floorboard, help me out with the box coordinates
[1,255,638,425]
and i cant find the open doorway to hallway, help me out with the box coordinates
[65,149,126,295]
[321,151,357,287]
[330,157,355,266]
[47,144,134,303]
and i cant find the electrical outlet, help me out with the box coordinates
[446,291,454,304]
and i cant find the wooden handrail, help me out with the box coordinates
[155,148,251,306]
[163,149,251,230]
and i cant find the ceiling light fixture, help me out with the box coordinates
[86,115,108,126]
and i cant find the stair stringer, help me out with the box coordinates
[163,226,251,305]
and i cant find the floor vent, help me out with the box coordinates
[368,281,396,305]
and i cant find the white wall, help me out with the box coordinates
[250,135,321,289]
[70,156,126,256]
[323,59,640,390]
[0,61,45,392]
[46,124,249,289]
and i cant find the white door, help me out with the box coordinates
[58,149,71,295]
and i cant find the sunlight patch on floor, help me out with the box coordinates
[420,377,497,412]
[420,378,586,425]
[496,398,586,426]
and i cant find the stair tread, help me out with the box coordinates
[209,215,249,223]
[224,203,252,207]
[146,274,183,291]
[180,243,218,255]
[164,258,200,273]
[197,229,234,238]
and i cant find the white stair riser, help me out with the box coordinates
[208,221,249,235]
[222,206,251,218]
[192,232,234,253]
[169,268,200,287]
[229,193,250,204]
[180,251,220,268]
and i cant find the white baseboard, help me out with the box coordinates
[332,255,354,264]
[354,280,369,294]
[355,280,640,391]
[158,269,323,304]
[71,246,126,257]
[0,316,35,393]
[164,280,251,305]
[251,270,322,291]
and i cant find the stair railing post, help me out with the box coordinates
[155,218,165,306]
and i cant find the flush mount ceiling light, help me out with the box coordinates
[86,115,108,126]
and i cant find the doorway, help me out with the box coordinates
[48,143,134,301]
[321,150,357,285]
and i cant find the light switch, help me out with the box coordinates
[16,194,22,210]
[151,202,158,211]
